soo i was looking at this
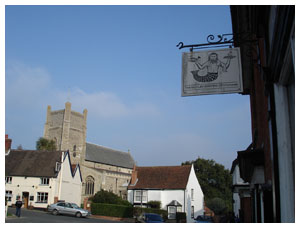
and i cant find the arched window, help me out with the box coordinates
[85,176,95,195]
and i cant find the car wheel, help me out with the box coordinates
[52,209,58,216]
[75,212,82,218]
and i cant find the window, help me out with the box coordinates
[37,192,48,203]
[177,206,182,212]
[191,188,194,200]
[85,176,95,195]
[40,178,50,185]
[5,176,12,184]
[135,190,147,202]
[6,190,12,201]
[191,206,195,218]
[168,206,176,219]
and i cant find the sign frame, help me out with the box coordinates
[181,47,243,96]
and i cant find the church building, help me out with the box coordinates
[43,102,135,203]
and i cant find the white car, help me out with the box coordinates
[47,202,90,218]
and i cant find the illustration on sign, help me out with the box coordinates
[181,48,243,96]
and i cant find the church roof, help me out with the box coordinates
[5,150,62,178]
[127,165,192,190]
[85,142,135,169]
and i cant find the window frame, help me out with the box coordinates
[134,190,147,202]
[191,188,194,200]
[6,190,12,201]
[85,176,95,195]
[5,176,12,184]
[40,177,50,186]
[37,192,48,203]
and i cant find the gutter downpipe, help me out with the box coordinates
[184,189,186,213]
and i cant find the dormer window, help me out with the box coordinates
[5,176,12,184]
[40,178,49,185]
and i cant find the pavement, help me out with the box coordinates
[5,207,132,223]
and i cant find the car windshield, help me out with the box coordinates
[71,203,80,209]
[147,214,163,221]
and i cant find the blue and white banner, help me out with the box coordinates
[181,47,243,96]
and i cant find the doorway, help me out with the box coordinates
[22,192,29,209]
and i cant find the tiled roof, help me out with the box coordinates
[85,142,135,169]
[128,165,192,190]
[5,150,62,178]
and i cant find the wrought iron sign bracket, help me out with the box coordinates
[177,32,257,52]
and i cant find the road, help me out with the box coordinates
[5,207,122,223]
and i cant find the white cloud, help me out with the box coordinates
[6,62,51,108]
[6,62,160,119]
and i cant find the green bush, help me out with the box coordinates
[147,200,161,209]
[90,189,131,206]
[91,203,133,218]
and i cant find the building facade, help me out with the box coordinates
[230,159,251,222]
[43,102,135,203]
[5,148,82,208]
[230,5,295,222]
[127,165,204,223]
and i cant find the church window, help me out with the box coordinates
[73,145,76,151]
[85,176,95,195]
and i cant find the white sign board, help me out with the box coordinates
[181,48,243,96]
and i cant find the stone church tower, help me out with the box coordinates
[43,101,87,165]
[43,102,135,203]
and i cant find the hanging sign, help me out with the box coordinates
[181,47,243,96]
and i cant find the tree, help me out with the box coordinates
[90,189,131,206]
[182,157,232,213]
[36,137,57,151]
[206,197,227,215]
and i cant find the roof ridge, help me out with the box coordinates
[86,142,128,154]
[137,165,191,168]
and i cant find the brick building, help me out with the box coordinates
[230,5,294,222]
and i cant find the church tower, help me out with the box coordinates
[43,102,87,165]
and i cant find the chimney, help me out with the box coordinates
[131,165,138,185]
[5,134,12,155]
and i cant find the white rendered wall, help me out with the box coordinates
[59,154,82,206]
[185,165,204,223]
[5,176,57,208]
[233,192,240,217]
[274,84,295,222]
[232,164,249,185]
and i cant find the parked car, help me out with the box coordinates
[47,202,90,218]
[137,213,164,223]
[194,215,213,223]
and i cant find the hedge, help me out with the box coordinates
[91,203,133,218]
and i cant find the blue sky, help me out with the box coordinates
[5,5,252,169]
